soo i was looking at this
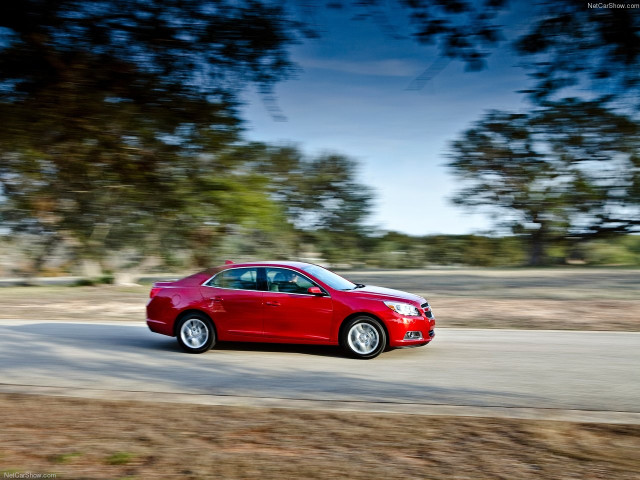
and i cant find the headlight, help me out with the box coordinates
[384,301,420,316]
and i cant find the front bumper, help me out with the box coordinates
[386,313,436,348]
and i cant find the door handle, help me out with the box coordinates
[209,297,223,306]
[265,301,281,306]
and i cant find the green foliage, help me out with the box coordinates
[0,0,299,98]
[358,233,527,268]
[515,0,640,103]
[0,0,302,273]
[342,0,506,72]
[360,233,640,268]
[72,275,114,287]
[2,1,640,273]
[51,452,83,464]
[248,144,374,264]
[583,237,640,266]
[420,235,525,267]
[319,2,640,104]
[0,2,379,274]
[251,145,374,232]
[105,451,135,466]
[448,99,640,265]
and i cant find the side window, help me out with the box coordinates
[266,268,315,294]
[208,268,259,291]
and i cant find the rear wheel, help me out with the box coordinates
[176,313,215,354]
[341,316,386,359]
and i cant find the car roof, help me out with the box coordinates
[216,260,316,270]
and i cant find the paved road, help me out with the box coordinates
[1,321,639,422]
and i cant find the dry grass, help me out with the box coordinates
[0,285,147,322]
[0,393,638,480]
[433,297,640,330]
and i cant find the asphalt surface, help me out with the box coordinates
[1,320,639,423]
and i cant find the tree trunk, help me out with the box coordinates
[528,223,548,266]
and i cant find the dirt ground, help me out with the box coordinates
[1,393,638,480]
[1,268,638,330]
[1,270,638,479]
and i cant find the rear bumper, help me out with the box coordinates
[146,318,173,336]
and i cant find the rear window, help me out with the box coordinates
[207,267,259,290]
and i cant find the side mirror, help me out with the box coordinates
[307,286,325,296]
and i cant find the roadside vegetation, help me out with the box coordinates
[1,394,638,480]
[2,233,640,281]
[1,2,639,278]
[1,268,638,331]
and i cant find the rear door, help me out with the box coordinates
[200,267,263,339]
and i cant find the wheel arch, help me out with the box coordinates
[338,312,389,349]
[173,309,216,337]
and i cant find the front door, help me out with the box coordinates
[261,267,333,341]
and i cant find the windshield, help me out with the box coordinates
[302,264,356,291]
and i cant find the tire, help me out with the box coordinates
[341,316,386,359]
[176,312,215,354]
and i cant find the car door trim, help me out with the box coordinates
[201,265,330,297]
[201,266,261,291]
[262,266,331,297]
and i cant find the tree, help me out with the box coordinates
[3,0,639,273]
[327,0,507,71]
[250,145,374,263]
[515,0,640,103]
[0,0,302,272]
[328,1,639,105]
[448,99,640,265]
[384,1,640,103]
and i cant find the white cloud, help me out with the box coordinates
[298,58,420,77]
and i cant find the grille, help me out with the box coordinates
[421,302,433,318]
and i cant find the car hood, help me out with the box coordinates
[348,285,426,304]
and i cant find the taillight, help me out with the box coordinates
[150,287,162,298]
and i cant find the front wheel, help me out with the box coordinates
[176,313,215,354]
[341,316,386,359]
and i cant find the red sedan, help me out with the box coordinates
[146,261,435,359]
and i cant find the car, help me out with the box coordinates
[146,261,435,359]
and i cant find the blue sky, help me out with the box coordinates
[240,4,531,236]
